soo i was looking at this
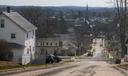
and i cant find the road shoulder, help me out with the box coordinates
[112,64,128,76]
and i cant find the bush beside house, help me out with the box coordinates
[0,39,13,61]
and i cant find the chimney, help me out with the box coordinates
[7,7,11,13]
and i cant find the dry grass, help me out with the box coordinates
[118,63,128,70]
[0,61,46,70]
[0,61,16,66]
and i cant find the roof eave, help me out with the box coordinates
[2,12,37,32]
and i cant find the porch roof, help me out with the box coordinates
[8,43,25,49]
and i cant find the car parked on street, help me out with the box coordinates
[46,54,62,64]
[87,51,93,56]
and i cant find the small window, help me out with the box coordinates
[46,42,48,46]
[11,33,16,39]
[1,19,5,28]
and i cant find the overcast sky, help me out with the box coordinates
[0,0,112,7]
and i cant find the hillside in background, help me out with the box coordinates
[0,5,114,13]
[0,5,115,38]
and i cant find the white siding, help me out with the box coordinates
[0,14,25,45]
[23,30,36,64]
[0,14,36,65]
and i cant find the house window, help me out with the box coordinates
[46,42,48,46]
[1,19,5,28]
[11,33,16,39]
[41,42,43,46]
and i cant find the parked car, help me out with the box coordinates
[46,54,54,64]
[100,44,103,47]
[87,52,93,56]
[115,58,121,64]
[46,54,61,64]
[54,55,62,63]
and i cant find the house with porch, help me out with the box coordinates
[0,9,37,64]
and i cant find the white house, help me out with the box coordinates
[0,10,37,64]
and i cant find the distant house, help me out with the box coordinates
[0,9,37,64]
[36,36,63,64]
[36,37,63,55]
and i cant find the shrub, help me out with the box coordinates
[0,39,13,61]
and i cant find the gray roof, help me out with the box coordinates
[2,11,37,32]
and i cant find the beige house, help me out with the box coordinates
[35,37,63,64]
[36,37,63,56]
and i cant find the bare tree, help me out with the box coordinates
[113,0,127,57]
[71,26,86,56]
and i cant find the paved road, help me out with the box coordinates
[3,38,127,76]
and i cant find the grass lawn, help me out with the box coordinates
[0,61,46,71]
[0,61,66,72]
[0,60,68,73]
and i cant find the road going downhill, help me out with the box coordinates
[2,38,126,76]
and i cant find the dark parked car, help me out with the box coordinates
[115,58,121,64]
[46,54,61,64]
[87,52,93,56]
[54,55,62,63]
[46,54,54,64]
